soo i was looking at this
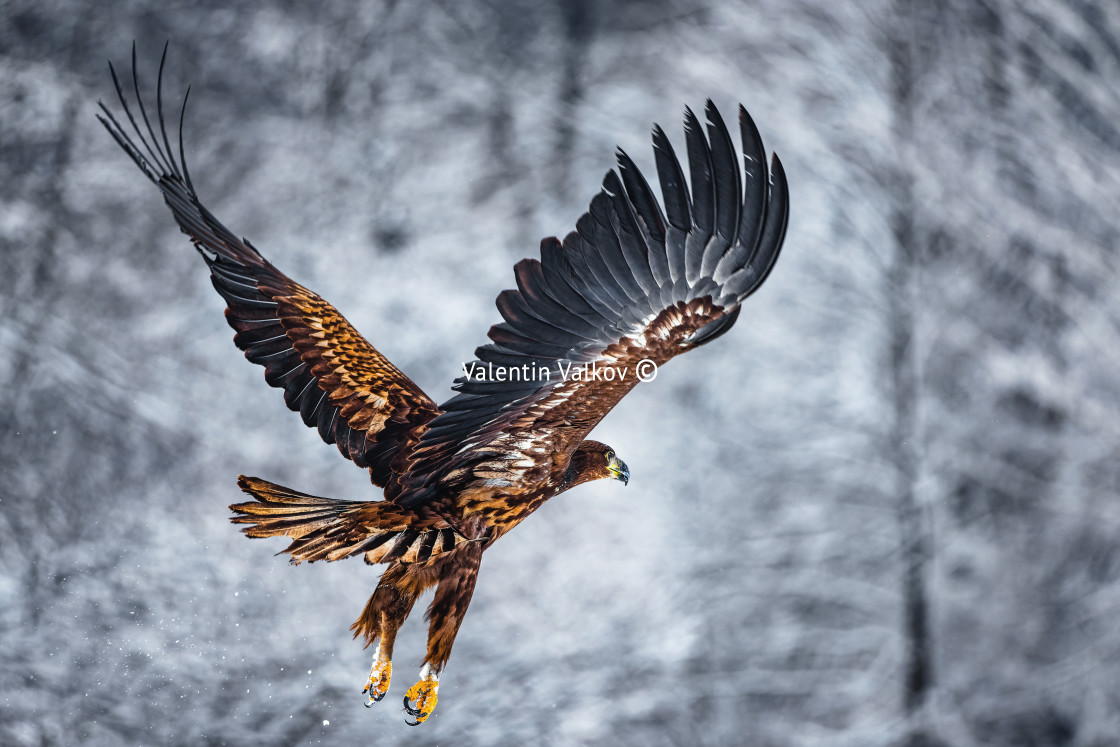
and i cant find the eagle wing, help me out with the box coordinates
[98,46,440,486]
[392,101,788,508]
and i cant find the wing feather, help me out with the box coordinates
[702,100,742,279]
[571,217,633,312]
[651,124,690,289]
[586,192,647,307]
[99,48,440,488]
[601,170,659,301]
[393,102,789,507]
[720,154,789,303]
[496,289,592,347]
[538,239,613,327]
[714,105,770,283]
[682,106,714,286]
[513,259,605,340]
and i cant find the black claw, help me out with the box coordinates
[403,695,421,716]
[363,684,387,707]
[405,719,421,727]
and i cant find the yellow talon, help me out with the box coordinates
[402,665,439,726]
[362,644,391,706]
[363,661,391,705]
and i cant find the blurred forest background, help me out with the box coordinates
[3,0,1120,745]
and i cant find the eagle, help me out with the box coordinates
[98,45,788,725]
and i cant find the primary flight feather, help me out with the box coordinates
[99,43,789,725]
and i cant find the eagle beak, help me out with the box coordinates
[608,455,630,486]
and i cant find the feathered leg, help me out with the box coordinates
[403,543,482,726]
[352,562,422,705]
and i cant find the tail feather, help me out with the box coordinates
[231,476,460,565]
[230,476,361,538]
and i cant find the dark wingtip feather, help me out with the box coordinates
[615,145,667,253]
[681,105,712,224]
[155,40,182,182]
[737,105,768,182]
[682,105,714,284]
[130,42,173,176]
[731,103,769,271]
[724,151,788,302]
[651,123,690,232]
[700,99,741,279]
[179,84,194,191]
[760,153,790,282]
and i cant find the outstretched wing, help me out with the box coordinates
[392,101,788,507]
[98,45,440,486]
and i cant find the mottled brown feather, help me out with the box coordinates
[97,50,440,488]
[254,274,442,486]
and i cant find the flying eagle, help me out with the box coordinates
[99,45,788,725]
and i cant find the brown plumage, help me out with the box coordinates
[99,44,789,725]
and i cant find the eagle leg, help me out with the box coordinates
[362,641,392,705]
[403,663,439,726]
[353,562,422,708]
[402,543,482,725]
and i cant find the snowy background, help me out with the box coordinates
[3,1,1120,745]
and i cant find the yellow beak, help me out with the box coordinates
[608,455,630,486]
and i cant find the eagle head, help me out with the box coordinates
[569,440,629,488]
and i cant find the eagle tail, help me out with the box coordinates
[230,476,456,565]
[232,476,394,564]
